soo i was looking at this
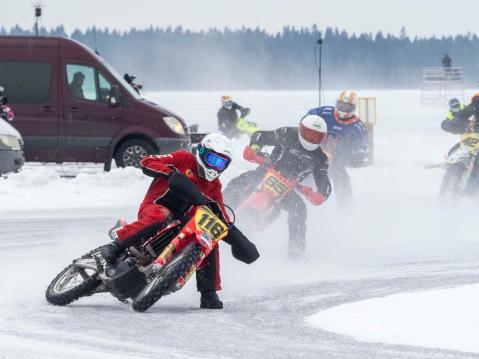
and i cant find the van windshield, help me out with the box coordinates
[101,60,142,100]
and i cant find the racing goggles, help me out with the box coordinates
[202,148,231,171]
[335,100,356,115]
[223,101,233,109]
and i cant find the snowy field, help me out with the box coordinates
[1,90,479,358]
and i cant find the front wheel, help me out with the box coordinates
[45,247,102,306]
[132,243,203,312]
[114,139,155,168]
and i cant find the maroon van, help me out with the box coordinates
[0,36,190,170]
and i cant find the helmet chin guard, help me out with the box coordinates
[298,115,327,151]
[196,133,233,181]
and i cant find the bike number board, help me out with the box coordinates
[461,133,479,152]
[262,171,289,197]
[195,206,228,241]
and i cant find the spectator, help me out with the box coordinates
[442,53,452,68]
[69,72,85,99]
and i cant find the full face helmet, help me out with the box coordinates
[298,115,328,151]
[335,90,358,119]
[221,95,233,110]
[449,98,461,112]
[196,133,233,181]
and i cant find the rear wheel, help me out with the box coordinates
[114,139,155,168]
[132,243,203,312]
[45,247,102,306]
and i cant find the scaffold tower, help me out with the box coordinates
[420,67,464,106]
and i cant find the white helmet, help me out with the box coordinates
[335,90,358,119]
[196,133,233,181]
[298,115,327,151]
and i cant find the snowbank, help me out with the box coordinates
[0,166,150,212]
[306,284,479,354]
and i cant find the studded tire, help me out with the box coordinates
[132,243,203,313]
[45,247,102,306]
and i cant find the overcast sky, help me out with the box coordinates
[3,0,478,38]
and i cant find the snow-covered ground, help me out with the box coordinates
[1,90,479,358]
[306,284,479,354]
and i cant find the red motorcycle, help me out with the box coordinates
[46,174,234,312]
[236,147,324,231]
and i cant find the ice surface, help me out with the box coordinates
[1,90,479,358]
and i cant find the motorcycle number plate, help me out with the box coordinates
[262,172,289,197]
[461,133,479,150]
[195,206,228,241]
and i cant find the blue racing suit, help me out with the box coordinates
[306,106,369,205]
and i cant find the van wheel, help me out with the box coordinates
[114,139,155,168]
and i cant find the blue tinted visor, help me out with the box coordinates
[205,152,230,171]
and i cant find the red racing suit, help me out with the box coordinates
[116,150,230,292]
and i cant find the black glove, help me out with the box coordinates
[350,149,367,168]
[241,108,251,117]
[223,225,259,264]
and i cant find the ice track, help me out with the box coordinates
[1,211,479,359]
[2,90,479,358]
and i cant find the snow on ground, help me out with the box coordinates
[2,90,479,357]
[306,284,479,354]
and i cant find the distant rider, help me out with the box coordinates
[441,97,470,134]
[306,90,369,206]
[224,115,331,259]
[441,93,479,192]
[101,133,259,309]
[217,95,252,138]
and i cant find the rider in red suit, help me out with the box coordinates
[101,134,259,309]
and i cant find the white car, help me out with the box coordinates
[0,117,24,174]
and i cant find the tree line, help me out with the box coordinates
[2,25,478,90]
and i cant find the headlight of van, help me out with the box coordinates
[0,135,21,150]
[163,116,186,135]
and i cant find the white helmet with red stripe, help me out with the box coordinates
[298,115,327,151]
[335,90,358,119]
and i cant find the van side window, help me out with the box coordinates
[0,61,51,104]
[98,72,112,104]
[66,64,97,101]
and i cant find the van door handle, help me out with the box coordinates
[43,106,55,112]
[67,107,79,113]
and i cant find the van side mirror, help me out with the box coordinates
[108,85,120,107]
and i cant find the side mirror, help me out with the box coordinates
[108,85,120,107]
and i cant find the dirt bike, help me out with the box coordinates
[235,117,259,137]
[235,147,323,231]
[46,173,234,312]
[440,132,479,201]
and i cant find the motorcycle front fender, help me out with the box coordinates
[445,146,471,165]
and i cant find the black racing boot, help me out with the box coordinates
[200,290,223,309]
[100,241,123,265]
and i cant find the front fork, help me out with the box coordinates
[153,230,210,291]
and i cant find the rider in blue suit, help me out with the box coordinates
[306,91,369,206]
